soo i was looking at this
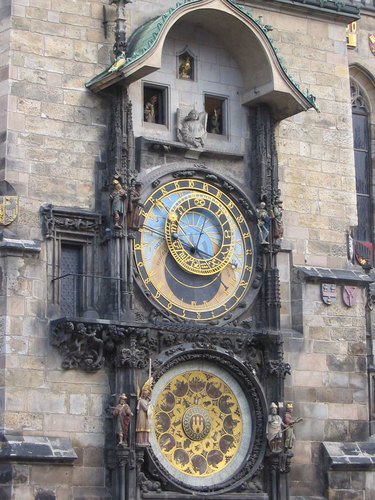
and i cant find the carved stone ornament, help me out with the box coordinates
[343,285,358,307]
[0,196,18,225]
[177,108,207,149]
[40,204,101,239]
[321,283,336,305]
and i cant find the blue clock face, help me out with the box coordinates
[134,177,255,322]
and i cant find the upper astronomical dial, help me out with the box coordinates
[134,177,255,322]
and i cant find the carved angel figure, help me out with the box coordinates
[177,109,207,149]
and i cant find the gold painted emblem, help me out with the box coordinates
[346,21,357,48]
[0,196,18,225]
[153,370,241,476]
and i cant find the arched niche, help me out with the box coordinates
[87,0,315,121]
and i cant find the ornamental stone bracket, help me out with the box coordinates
[50,318,284,377]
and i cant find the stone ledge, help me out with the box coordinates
[294,266,373,286]
[0,233,41,255]
[323,441,375,471]
[0,435,77,464]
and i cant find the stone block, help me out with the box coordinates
[324,419,349,441]
[30,465,73,486]
[72,466,105,487]
[329,471,351,490]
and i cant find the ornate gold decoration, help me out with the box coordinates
[0,196,18,225]
[165,192,235,275]
[153,370,242,476]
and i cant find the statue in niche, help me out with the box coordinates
[177,109,207,149]
[127,180,143,230]
[136,378,153,445]
[113,393,133,445]
[256,201,270,245]
[109,177,127,229]
[266,402,283,453]
[208,108,221,134]
[144,95,157,123]
[179,54,192,79]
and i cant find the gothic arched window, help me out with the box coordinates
[351,81,372,248]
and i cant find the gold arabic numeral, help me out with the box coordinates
[167,302,173,310]
[155,291,161,299]
[216,190,222,199]
[240,280,247,287]
[227,200,234,210]
[196,311,201,320]
[181,309,186,318]
[236,214,244,224]
[203,300,208,307]
[161,186,168,196]
[242,232,250,239]
[246,248,253,256]
[191,300,197,307]
[245,265,252,272]
[202,182,209,192]
[139,208,147,218]
[188,179,195,188]
[174,180,180,189]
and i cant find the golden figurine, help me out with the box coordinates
[136,377,153,445]
[109,178,127,228]
[179,56,191,79]
[108,51,126,73]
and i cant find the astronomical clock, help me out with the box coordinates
[128,168,271,496]
[134,172,257,325]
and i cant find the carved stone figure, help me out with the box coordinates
[127,181,142,230]
[113,393,133,445]
[266,402,283,452]
[256,201,270,245]
[177,109,207,149]
[109,178,127,228]
[283,403,302,452]
[272,198,283,244]
[136,378,153,445]
[144,95,157,123]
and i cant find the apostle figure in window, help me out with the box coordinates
[144,95,157,123]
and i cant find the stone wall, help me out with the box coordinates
[1,0,117,497]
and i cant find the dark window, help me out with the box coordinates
[204,95,226,135]
[351,83,372,246]
[143,85,167,125]
[61,244,82,316]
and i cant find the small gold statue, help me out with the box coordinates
[179,56,191,79]
[108,51,126,73]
